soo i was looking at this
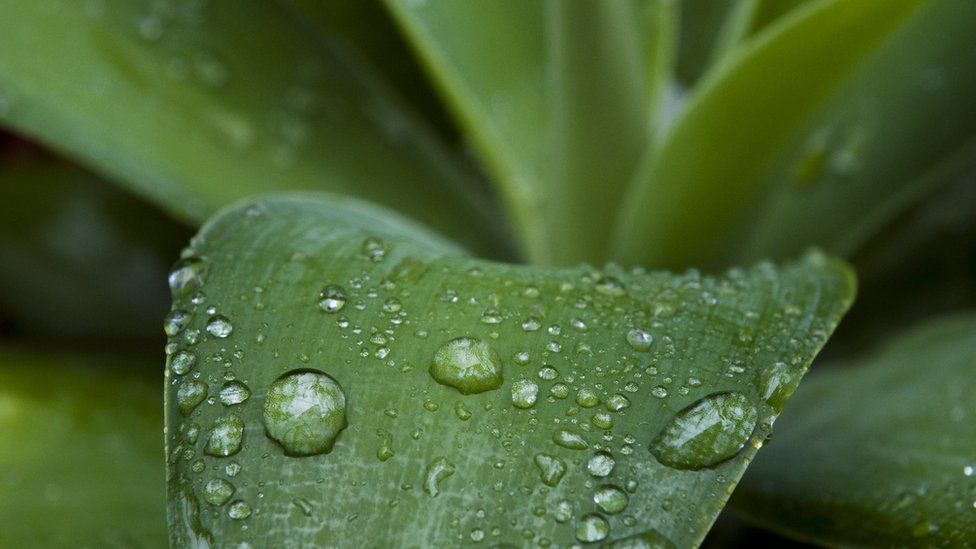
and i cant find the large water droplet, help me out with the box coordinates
[205,315,233,338]
[626,329,653,352]
[759,361,795,413]
[263,370,348,456]
[164,309,191,337]
[169,257,208,298]
[511,379,539,409]
[220,381,251,406]
[205,415,244,457]
[169,350,197,375]
[533,453,567,487]
[593,484,628,514]
[227,500,251,520]
[202,478,235,506]
[575,513,610,542]
[423,457,455,497]
[649,392,758,470]
[177,380,208,416]
[318,284,348,313]
[553,429,588,450]
[588,451,615,477]
[429,337,503,395]
[576,387,600,408]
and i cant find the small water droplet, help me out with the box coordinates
[423,457,455,497]
[202,478,235,505]
[177,380,207,416]
[593,484,628,514]
[537,366,559,381]
[550,382,570,399]
[626,329,653,352]
[759,361,795,413]
[164,309,191,337]
[607,394,631,412]
[521,317,542,332]
[454,401,472,421]
[512,379,539,409]
[169,350,197,375]
[263,370,348,456]
[227,500,251,520]
[429,337,503,395]
[361,237,387,262]
[206,315,233,338]
[591,412,614,429]
[603,529,676,548]
[575,513,610,542]
[220,381,251,406]
[650,392,758,470]
[533,453,567,487]
[651,386,669,399]
[293,497,314,517]
[576,387,600,408]
[205,415,244,457]
[169,257,208,298]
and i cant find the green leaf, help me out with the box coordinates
[165,194,853,546]
[0,0,504,256]
[615,0,945,269]
[0,149,190,340]
[674,0,758,87]
[732,312,976,546]
[386,0,673,265]
[0,350,166,547]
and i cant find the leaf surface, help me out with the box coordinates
[0,0,503,255]
[0,350,166,547]
[165,194,854,547]
[733,313,976,546]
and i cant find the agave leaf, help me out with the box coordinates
[165,194,853,547]
[674,0,758,86]
[386,0,673,265]
[0,0,504,255]
[0,350,166,547]
[733,313,976,546]
[615,0,957,270]
[0,150,190,340]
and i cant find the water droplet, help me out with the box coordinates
[164,309,191,337]
[225,462,241,477]
[553,429,588,450]
[651,386,669,399]
[607,394,631,412]
[429,337,503,395]
[177,380,208,416]
[263,370,348,456]
[521,317,542,332]
[576,387,600,408]
[169,257,208,298]
[454,401,472,421]
[550,382,570,399]
[423,457,455,497]
[220,381,251,406]
[169,350,197,375]
[361,237,387,262]
[205,415,244,457]
[318,284,348,313]
[382,298,402,313]
[588,451,615,477]
[591,412,614,429]
[537,366,558,381]
[480,308,502,324]
[650,392,758,470]
[575,513,610,542]
[202,478,235,505]
[206,315,233,338]
[533,453,567,487]
[759,361,795,413]
[593,484,628,514]
[423,399,439,412]
[603,529,676,548]
[293,497,314,517]
[626,329,653,352]
[512,379,539,409]
[227,500,251,520]
[376,431,394,462]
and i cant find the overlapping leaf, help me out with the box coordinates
[165,194,853,546]
[733,313,976,546]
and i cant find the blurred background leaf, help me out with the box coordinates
[0,0,506,256]
[732,312,976,546]
[0,136,190,342]
[0,350,165,547]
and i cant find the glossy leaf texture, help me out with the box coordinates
[733,313,976,546]
[165,194,853,547]
[0,0,504,255]
[386,0,673,265]
[0,350,166,547]
[0,148,190,340]
[614,0,976,270]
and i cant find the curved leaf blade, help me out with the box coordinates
[165,194,853,547]
[0,0,503,255]
[614,0,932,269]
[0,351,166,547]
[733,313,976,546]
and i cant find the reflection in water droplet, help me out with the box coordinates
[512,379,539,409]
[593,484,628,514]
[429,337,503,395]
[220,381,251,406]
[576,387,600,408]
[206,315,233,338]
[626,329,653,352]
[650,392,758,470]
[553,429,588,450]
[263,370,348,456]
[177,380,207,416]
[588,451,615,477]
[227,500,251,520]
[205,415,244,457]
[607,394,631,412]
[423,457,455,497]
[169,257,208,298]
[576,513,610,542]
[533,453,567,487]
[202,478,235,505]
[318,284,348,313]
[169,350,196,375]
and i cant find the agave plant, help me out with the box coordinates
[1,0,974,547]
